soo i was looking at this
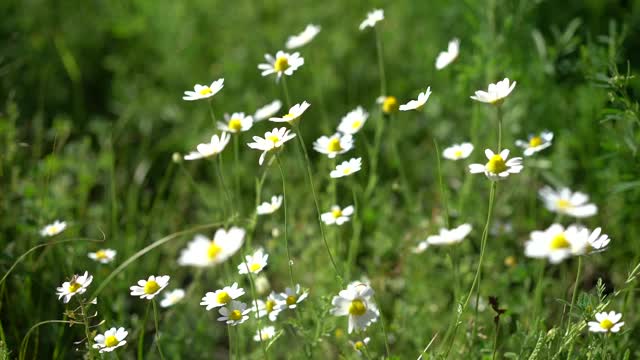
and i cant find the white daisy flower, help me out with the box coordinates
[253,292,283,322]
[524,224,588,264]
[425,223,472,246]
[572,227,611,256]
[247,127,297,165]
[376,96,399,114]
[56,271,93,303]
[321,205,354,226]
[313,133,354,158]
[276,284,309,310]
[41,220,67,237]
[588,311,624,333]
[254,100,282,122]
[350,337,371,356]
[399,87,432,111]
[254,275,271,295]
[468,149,523,180]
[515,131,553,156]
[184,132,231,160]
[443,143,474,160]
[218,300,251,326]
[269,101,311,123]
[130,275,170,300]
[88,249,117,264]
[330,283,379,334]
[257,195,283,215]
[238,248,269,275]
[178,228,245,267]
[330,157,362,178]
[359,9,384,30]
[160,288,185,308]
[337,106,369,134]
[412,241,430,254]
[258,51,304,81]
[182,79,224,101]
[254,326,277,342]
[217,112,253,133]
[286,24,321,49]
[93,327,128,353]
[538,186,598,218]
[201,282,246,310]
[436,38,460,70]
[470,78,516,104]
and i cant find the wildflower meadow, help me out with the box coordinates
[3,1,640,359]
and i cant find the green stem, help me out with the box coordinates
[275,155,295,288]
[216,155,234,221]
[492,321,500,360]
[496,105,503,151]
[532,262,546,324]
[247,272,269,359]
[233,134,240,202]
[373,293,391,357]
[78,298,94,358]
[151,300,166,360]
[374,27,387,96]
[565,256,583,359]
[433,138,449,228]
[389,113,412,208]
[346,183,362,281]
[207,100,218,124]
[138,303,150,360]
[227,325,233,360]
[281,77,292,108]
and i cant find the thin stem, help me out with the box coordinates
[496,105,503,151]
[78,298,94,358]
[565,256,583,359]
[227,325,233,360]
[247,272,269,359]
[216,155,233,221]
[433,138,449,228]
[151,300,166,360]
[531,262,546,324]
[138,303,150,360]
[492,321,500,360]
[281,77,292,108]
[275,155,295,288]
[207,100,218,124]
[389,113,412,208]
[347,183,362,281]
[373,293,391,357]
[374,27,387,96]
[233,134,240,202]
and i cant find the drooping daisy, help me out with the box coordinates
[524,224,588,264]
[436,38,460,70]
[350,337,371,357]
[238,248,269,275]
[254,326,277,342]
[330,283,379,334]
[337,107,369,135]
[254,100,282,122]
[443,143,474,160]
[218,300,251,326]
[538,186,598,218]
[377,96,399,114]
[253,292,283,322]
[184,133,231,160]
[468,149,523,180]
[269,101,311,123]
[276,284,309,310]
[160,288,185,308]
[572,227,611,256]
[182,79,224,101]
[515,131,553,156]
[470,78,516,105]
[201,282,246,310]
[588,311,624,333]
[88,249,117,264]
[93,327,128,353]
[313,133,354,158]
[286,24,321,49]
[41,220,67,237]
[257,195,283,215]
[217,112,253,133]
[247,127,297,165]
[399,87,432,111]
[423,223,472,248]
[321,205,354,226]
[359,9,384,30]
[178,228,245,267]
[258,51,304,81]
[56,271,93,303]
[330,157,362,178]
[130,275,170,300]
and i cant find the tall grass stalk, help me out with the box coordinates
[275,155,295,288]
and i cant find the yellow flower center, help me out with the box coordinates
[229,309,243,321]
[95,250,108,260]
[354,341,365,350]
[327,138,342,152]
[556,199,571,210]
[332,208,342,218]
[283,113,296,122]
[286,295,297,305]
[600,319,614,330]
[454,150,463,158]
[550,233,571,250]
[217,291,231,304]
[199,87,213,96]
[348,299,367,316]
[207,242,222,260]
[228,118,243,132]
[486,154,507,174]
[382,96,399,114]
[47,225,60,235]
[267,135,280,143]
[265,300,276,313]
[104,335,119,348]
[250,263,262,272]
[351,120,362,130]
[342,167,351,175]
[529,136,543,147]
[68,281,81,293]
[144,280,160,295]
[274,56,289,72]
